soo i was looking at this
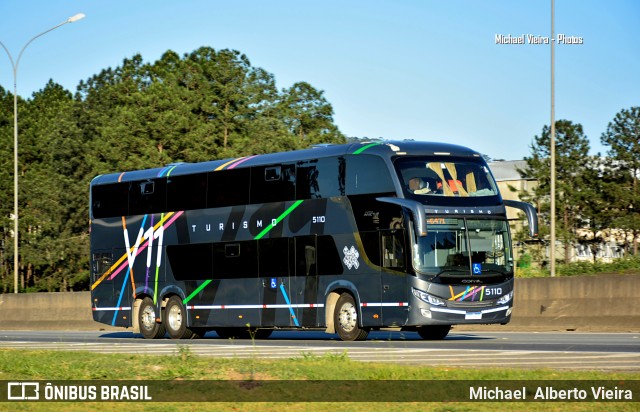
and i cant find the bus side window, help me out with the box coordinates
[129,179,166,216]
[167,172,207,211]
[382,230,405,270]
[296,157,344,199]
[294,236,317,277]
[251,164,295,204]
[359,232,380,267]
[346,154,395,195]
[212,241,257,279]
[259,238,291,278]
[208,168,250,208]
[91,182,129,218]
[317,235,343,275]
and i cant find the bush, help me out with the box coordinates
[517,255,640,278]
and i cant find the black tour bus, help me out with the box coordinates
[90,141,537,341]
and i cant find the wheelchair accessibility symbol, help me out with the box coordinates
[472,263,482,275]
[270,278,277,289]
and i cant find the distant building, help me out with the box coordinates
[489,160,537,221]
[488,160,624,263]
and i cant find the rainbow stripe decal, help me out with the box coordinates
[448,285,486,302]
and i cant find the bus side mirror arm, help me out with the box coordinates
[376,197,428,237]
[503,200,539,238]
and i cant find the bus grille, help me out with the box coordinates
[446,300,495,308]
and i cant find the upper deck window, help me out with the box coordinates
[394,157,499,200]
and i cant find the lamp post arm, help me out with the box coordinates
[0,41,16,72]
[1,12,85,83]
[13,20,70,81]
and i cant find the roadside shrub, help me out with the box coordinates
[517,255,640,277]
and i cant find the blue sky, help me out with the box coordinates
[1,1,638,161]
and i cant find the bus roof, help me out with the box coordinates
[91,140,482,185]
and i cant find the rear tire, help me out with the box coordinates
[165,296,198,339]
[416,325,451,340]
[138,297,166,339]
[334,293,369,341]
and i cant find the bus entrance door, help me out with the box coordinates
[380,229,409,327]
[293,236,319,328]
[259,237,294,327]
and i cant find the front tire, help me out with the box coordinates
[138,297,166,339]
[334,293,369,341]
[416,325,451,340]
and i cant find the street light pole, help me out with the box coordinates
[550,0,556,277]
[0,13,85,293]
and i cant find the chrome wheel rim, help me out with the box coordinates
[141,305,156,331]
[338,302,357,333]
[168,304,182,331]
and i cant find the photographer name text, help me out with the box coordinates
[470,385,633,401]
[495,33,583,45]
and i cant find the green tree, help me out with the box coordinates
[520,120,592,264]
[600,106,640,254]
[0,86,15,291]
[18,81,88,290]
[575,156,614,263]
[280,82,345,145]
[77,47,306,169]
[78,54,169,174]
[182,47,288,158]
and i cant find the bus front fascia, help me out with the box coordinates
[376,197,539,239]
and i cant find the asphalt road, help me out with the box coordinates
[0,329,638,371]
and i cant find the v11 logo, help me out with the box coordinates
[123,215,165,271]
[123,215,164,297]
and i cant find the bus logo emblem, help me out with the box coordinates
[7,382,40,400]
[343,246,360,270]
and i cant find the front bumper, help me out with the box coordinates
[407,278,514,326]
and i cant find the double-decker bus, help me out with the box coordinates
[90,141,537,341]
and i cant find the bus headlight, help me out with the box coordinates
[496,291,513,305]
[411,287,445,306]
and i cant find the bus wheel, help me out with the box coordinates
[334,293,369,341]
[216,328,249,339]
[165,296,197,339]
[138,297,166,339]
[252,328,273,339]
[416,325,451,340]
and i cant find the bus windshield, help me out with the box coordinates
[395,157,499,199]
[412,218,512,275]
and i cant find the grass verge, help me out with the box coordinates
[0,348,638,411]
